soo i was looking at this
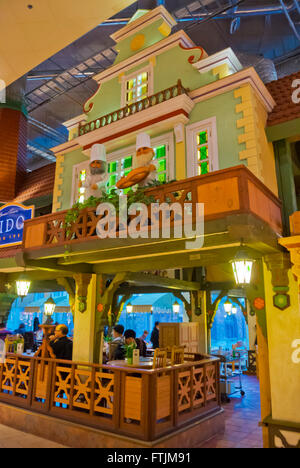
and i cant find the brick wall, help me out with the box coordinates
[0,107,27,202]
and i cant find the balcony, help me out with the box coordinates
[79,80,189,137]
[21,166,282,271]
[52,80,194,155]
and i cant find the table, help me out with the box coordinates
[107,357,153,368]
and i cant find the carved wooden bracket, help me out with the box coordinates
[57,277,76,315]
[73,273,92,313]
[265,253,291,311]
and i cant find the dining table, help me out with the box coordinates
[107,357,154,368]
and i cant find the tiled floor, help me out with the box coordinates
[199,374,263,448]
[0,424,66,448]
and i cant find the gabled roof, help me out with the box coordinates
[14,163,55,203]
[266,71,300,127]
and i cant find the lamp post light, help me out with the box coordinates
[230,248,255,286]
[224,299,232,315]
[172,301,180,314]
[231,305,238,315]
[16,273,31,299]
[126,302,133,314]
[44,296,56,316]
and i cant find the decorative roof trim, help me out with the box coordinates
[193,47,242,75]
[189,66,276,113]
[110,5,177,43]
[93,30,194,86]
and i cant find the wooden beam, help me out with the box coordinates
[122,271,201,291]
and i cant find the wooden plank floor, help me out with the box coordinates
[199,374,263,448]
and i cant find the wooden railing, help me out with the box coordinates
[0,354,220,441]
[23,166,283,252]
[78,80,189,136]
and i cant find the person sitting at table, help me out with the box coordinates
[14,323,26,336]
[124,329,147,357]
[139,330,149,342]
[107,324,125,360]
[150,322,160,349]
[0,322,12,342]
[49,324,73,361]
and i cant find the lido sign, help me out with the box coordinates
[0,203,34,248]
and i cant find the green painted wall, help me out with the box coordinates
[113,19,169,65]
[267,118,300,142]
[189,91,246,170]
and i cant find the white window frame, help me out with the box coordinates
[107,132,174,181]
[186,117,219,178]
[71,159,90,206]
[120,64,154,108]
[71,132,174,206]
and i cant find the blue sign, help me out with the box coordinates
[0,203,34,248]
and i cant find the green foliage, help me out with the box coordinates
[64,181,173,235]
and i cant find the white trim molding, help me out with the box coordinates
[186,117,219,178]
[120,63,154,108]
[110,5,177,43]
[193,47,242,76]
[189,66,276,113]
[93,30,194,86]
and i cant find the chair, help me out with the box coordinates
[171,346,185,365]
[152,348,167,369]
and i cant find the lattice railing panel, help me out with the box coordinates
[205,364,217,401]
[53,366,72,406]
[94,371,114,416]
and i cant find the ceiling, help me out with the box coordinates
[3,0,300,171]
[0,0,134,87]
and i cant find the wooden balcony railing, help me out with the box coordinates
[23,166,283,252]
[0,354,220,442]
[78,79,189,136]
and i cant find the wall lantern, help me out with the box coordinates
[172,301,180,314]
[126,303,133,313]
[224,299,232,315]
[230,248,255,286]
[44,296,56,316]
[16,273,31,299]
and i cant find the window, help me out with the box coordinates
[121,65,153,107]
[71,163,89,205]
[186,117,219,178]
[126,71,148,105]
[71,133,174,205]
[106,136,172,193]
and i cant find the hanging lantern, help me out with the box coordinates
[231,306,238,315]
[230,248,255,286]
[44,296,56,316]
[16,273,31,299]
[126,302,133,313]
[224,299,232,315]
[172,301,180,314]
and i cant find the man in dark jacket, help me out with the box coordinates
[49,324,73,361]
[150,322,160,349]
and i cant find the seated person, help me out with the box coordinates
[107,324,125,360]
[14,323,26,335]
[49,324,73,361]
[139,330,149,342]
[124,329,147,358]
[0,322,12,342]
